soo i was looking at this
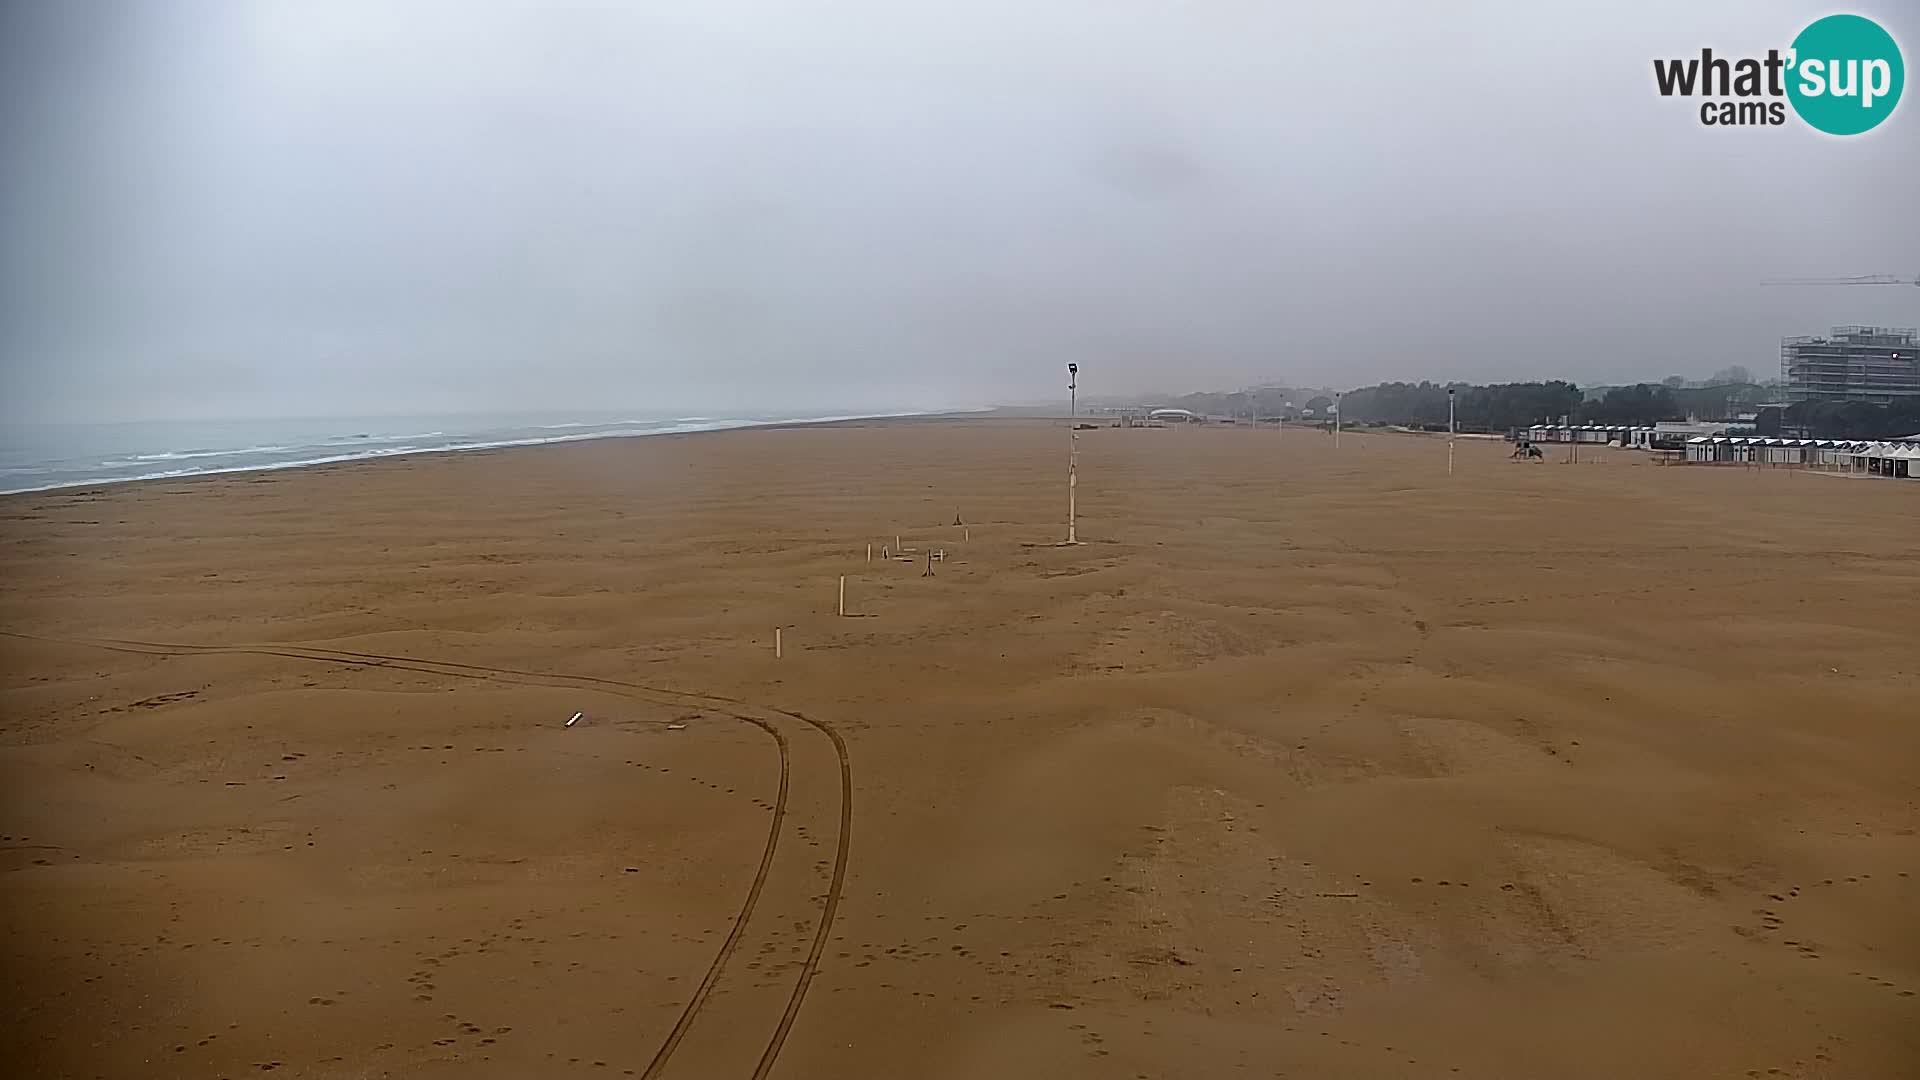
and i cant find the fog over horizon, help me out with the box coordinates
[3,1,1916,424]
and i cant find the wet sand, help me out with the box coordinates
[2,417,1916,1078]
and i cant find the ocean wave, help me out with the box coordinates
[0,412,927,495]
[324,430,446,443]
[104,444,299,465]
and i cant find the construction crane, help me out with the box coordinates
[1760,273,1920,286]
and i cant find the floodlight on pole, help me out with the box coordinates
[1067,363,1080,545]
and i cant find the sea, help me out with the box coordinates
[0,409,919,496]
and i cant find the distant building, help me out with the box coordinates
[1685,437,1920,476]
[1522,421,1734,451]
[1782,326,1920,404]
[1524,424,1632,445]
[1631,420,1729,449]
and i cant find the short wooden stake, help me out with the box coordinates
[866,543,872,562]
[837,575,846,616]
[775,627,782,658]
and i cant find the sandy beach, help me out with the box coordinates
[2,416,1915,1079]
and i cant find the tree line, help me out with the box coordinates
[1126,380,1919,440]
[1335,379,1918,438]
[1336,380,1593,430]
[1783,398,1920,440]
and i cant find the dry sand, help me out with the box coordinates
[2,417,1916,1079]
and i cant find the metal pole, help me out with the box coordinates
[1067,363,1079,544]
[1448,387,1456,476]
[1334,392,1341,449]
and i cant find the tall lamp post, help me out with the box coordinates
[1067,363,1079,545]
[1334,391,1342,449]
[1448,386,1456,476]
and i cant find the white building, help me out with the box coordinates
[1523,424,1632,445]
[1631,421,1729,450]
[1682,437,1910,471]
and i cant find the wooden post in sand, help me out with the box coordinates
[867,543,872,562]
[838,575,846,616]
[775,627,783,658]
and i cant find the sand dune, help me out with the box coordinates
[2,418,1915,1078]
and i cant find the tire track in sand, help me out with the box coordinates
[4,631,851,1080]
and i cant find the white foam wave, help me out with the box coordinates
[102,444,300,466]
[0,412,927,495]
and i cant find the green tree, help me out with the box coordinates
[1332,380,1582,432]
[1786,399,1920,439]
[1578,384,1683,425]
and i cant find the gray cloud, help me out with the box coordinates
[3,0,1916,422]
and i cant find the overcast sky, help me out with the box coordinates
[2,0,1915,422]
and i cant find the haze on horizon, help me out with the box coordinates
[2,0,1915,425]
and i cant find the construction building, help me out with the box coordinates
[1781,326,1920,404]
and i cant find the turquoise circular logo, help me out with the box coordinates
[1787,14,1904,135]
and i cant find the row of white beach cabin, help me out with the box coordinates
[1523,421,1731,449]
[1523,424,1636,445]
[1683,437,1920,476]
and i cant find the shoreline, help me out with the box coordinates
[0,409,998,500]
